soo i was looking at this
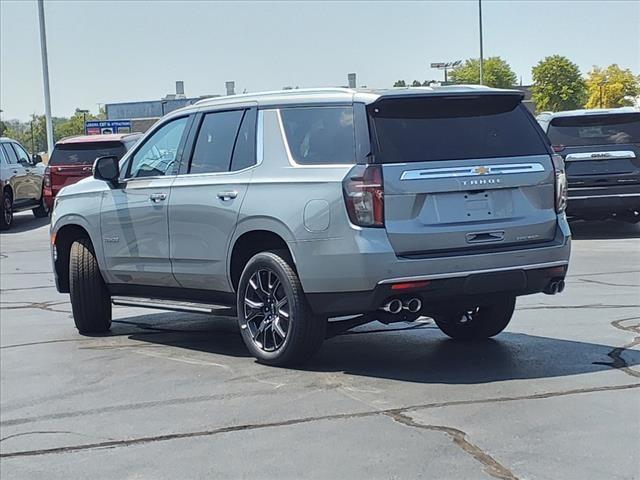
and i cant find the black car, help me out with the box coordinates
[538,108,640,222]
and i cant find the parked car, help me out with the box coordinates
[51,87,571,365]
[0,137,48,230]
[44,133,142,209]
[537,107,640,222]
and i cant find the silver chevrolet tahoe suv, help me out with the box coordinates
[51,87,571,365]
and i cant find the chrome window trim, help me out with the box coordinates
[275,108,356,169]
[173,109,262,178]
[565,151,636,161]
[378,260,569,285]
[400,163,545,181]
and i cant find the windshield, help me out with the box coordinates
[49,142,126,166]
[547,113,640,146]
[370,95,548,162]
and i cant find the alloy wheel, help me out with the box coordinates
[242,268,290,352]
[3,196,12,227]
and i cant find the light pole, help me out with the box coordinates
[31,118,35,153]
[77,109,89,133]
[478,0,484,85]
[37,0,54,154]
[599,81,606,108]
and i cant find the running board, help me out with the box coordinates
[111,296,236,316]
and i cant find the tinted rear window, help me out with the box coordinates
[370,95,548,163]
[49,142,126,166]
[547,113,640,146]
[280,107,356,165]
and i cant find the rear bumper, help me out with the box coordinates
[566,185,640,216]
[292,215,571,315]
[307,263,568,316]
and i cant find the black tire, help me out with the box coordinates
[1,190,13,231]
[433,296,516,341]
[237,251,325,366]
[32,195,49,218]
[69,237,112,334]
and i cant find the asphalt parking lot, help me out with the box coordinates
[0,212,639,480]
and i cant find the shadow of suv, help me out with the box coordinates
[51,87,571,366]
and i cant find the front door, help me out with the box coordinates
[169,108,257,292]
[100,116,191,287]
[11,142,42,201]
[1,143,30,204]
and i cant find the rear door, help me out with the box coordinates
[546,112,640,189]
[168,107,257,292]
[48,141,127,196]
[370,93,556,256]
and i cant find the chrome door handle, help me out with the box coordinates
[217,191,238,201]
[149,193,167,203]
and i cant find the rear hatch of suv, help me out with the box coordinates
[369,91,557,256]
[48,141,126,195]
[545,112,640,189]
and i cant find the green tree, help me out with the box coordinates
[393,80,406,87]
[411,80,422,87]
[449,56,517,88]
[531,55,586,112]
[585,64,640,108]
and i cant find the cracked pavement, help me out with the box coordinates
[1,212,639,479]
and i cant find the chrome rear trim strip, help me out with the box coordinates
[565,150,636,161]
[569,193,640,200]
[378,260,569,284]
[400,163,545,180]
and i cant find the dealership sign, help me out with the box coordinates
[85,120,132,135]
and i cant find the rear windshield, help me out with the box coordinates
[370,95,548,163]
[280,107,355,165]
[49,142,126,166]
[547,113,640,146]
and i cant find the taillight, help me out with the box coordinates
[552,154,567,213]
[552,145,565,153]
[44,167,51,189]
[343,164,384,227]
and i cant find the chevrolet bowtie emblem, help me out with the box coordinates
[473,166,491,175]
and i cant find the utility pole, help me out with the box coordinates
[478,0,484,85]
[31,118,35,153]
[37,0,54,154]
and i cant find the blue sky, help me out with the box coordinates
[1,0,639,121]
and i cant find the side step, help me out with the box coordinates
[111,296,236,316]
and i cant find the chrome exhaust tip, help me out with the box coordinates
[403,297,422,313]
[381,299,403,314]
[544,281,559,295]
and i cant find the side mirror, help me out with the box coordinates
[93,155,120,186]
[32,154,43,165]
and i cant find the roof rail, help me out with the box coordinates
[193,87,356,106]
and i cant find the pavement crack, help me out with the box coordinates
[2,382,638,459]
[1,430,77,443]
[517,303,640,310]
[593,318,640,379]
[0,285,56,292]
[0,301,70,313]
[384,411,518,480]
[579,278,639,287]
